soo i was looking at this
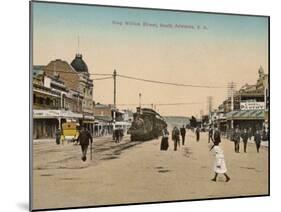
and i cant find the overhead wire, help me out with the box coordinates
[92,76,112,81]
[117,74,226,88]
[36,67,227,88]
[116,102,204,106]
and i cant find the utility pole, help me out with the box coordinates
[139,93,142,108]
[113,69,117,108]
[227,82,237,129]
[77,35,80,54]
[207,96,213,125]
[113,70,117,133]
[207,96,213,114]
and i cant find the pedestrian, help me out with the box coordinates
[160,126,169,151]
[248,127,252,141]
[55,128,61,145]
[195,126,200,142]
[213,124,221,145]
[180,125,186,145]
[208,126,214,143]
[77,124,93,162]
[254,129,262,153]
[172,126,180,151]
[262,127,267,141]
[241,128,249,153]
[210,141,230,182]
[120,128,124,141]
[233,128,240,153]
[114,128,120,143]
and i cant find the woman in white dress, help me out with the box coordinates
[210,144,230,182]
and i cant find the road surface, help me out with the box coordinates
[32,132,268,210]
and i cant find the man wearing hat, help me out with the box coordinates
[213,124,221,145]
[77,124,93,161]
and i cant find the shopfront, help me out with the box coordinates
[33,109,83,139]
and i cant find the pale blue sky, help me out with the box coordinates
[32,1,268,116]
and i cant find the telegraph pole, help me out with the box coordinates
[113,69,117,108]
[227,81,237,129]
[139,93,142,108]
[113,70,117,134]
[207,96,213,114]
[77,35,80,54]
[207,96,213,125]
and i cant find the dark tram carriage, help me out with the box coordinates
[128,107,167,141]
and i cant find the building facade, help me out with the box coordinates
[33,53,95,139]
[210,66,269,140]
[71,54,94,115]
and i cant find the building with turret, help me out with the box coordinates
[71,54,94,115]
[33,53,95,139]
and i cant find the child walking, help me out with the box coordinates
[210,141,230,182]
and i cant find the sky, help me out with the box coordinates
[32,2,268,117]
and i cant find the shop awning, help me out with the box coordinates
[95,116,112,122]
[83,120,95,124]
[225,110,264,120]
[33,109,83,119]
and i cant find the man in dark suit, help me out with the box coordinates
[180,125,186,145]
[213,124,221,144]
[77,125,93,161]
[208,126,214,143]
[254,129,262,153]
[196,127,200,142]
[172,126,180,151]
[233,127,240,153]
[241,128,249,153]
[55,128,61,145]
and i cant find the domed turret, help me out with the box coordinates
[71,54,88,73]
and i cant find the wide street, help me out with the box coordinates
[32,131,268,210]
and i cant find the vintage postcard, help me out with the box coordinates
[30,1,269,211]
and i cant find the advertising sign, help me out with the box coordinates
[240,102,265,110]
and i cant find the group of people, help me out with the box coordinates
[232,127,262,153]
[160,125,187,151]
[113,127,124,143]
[160,124,231,182]
[160,125,205,151]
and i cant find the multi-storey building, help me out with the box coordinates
[33,53,95,139]
[222,66,268,132]
[70,54,94,115]
[32,66,83,138]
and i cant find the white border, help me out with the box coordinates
[1,0,279,212]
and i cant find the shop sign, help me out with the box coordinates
[240,102,264,110]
